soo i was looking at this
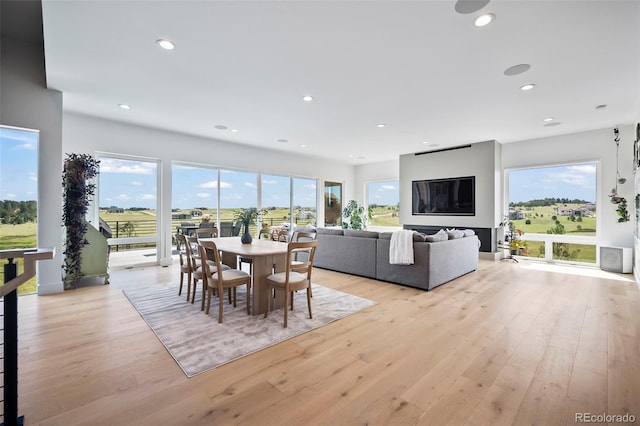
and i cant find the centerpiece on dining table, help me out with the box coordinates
[234,207,266,244]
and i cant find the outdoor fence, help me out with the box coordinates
[103,217,316,252]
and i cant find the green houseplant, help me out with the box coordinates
[341,200,368,230]
[234,207,266,244]
[62,153,100,288]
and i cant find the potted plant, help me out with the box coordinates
[62,153,100,288]
[341,200,368,230]
[234,208,266,244]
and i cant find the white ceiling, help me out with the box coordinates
[41,0,640,165]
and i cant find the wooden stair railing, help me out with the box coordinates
[0,248,54,426]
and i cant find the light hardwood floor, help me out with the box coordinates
[16,259,640,425]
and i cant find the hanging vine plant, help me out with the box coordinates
[62,153,100,288]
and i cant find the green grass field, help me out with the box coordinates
[369,206,400,227]
[509,204,596,263]
[0,222,38,294]
[509,204,596,236]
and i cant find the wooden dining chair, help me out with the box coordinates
[175,233,193,299]
[194,227,218,239]
[264,240,318,328]
[290,231,317,296]
[186,235,230,307]
[198,240,251,323]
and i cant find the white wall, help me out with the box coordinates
[63,113,355,265]
[502,125,635,249]
[1,35,64,294]
[398,140,501,229]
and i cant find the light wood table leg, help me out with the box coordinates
[251,254,285,315]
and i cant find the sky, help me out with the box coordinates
[508,163,597,203]
[368,181,399,206]
[0,127,38,201]
[100,159,317,210]
[1,126,595,208]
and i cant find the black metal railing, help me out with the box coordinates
[0,248,54,426]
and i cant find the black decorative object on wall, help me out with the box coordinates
[62,153,100,288]
[634,123,640,170]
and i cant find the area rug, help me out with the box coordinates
[123,284,376,377]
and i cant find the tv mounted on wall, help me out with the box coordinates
[412,176,475,216]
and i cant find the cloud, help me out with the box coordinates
[29,172,37,181]
[379,184,396,191]
[0,127,38,147]
[99,158,156,175]
[6,193,16,199]
[200,180,232,189]
[116,194,130,200]
[131,180,144,186]
[138,194,156,200]
[548,167,594,186]
[262,179,278,185]
[196,193,211,199]
[244,182,256,189]
[16,143,36,150]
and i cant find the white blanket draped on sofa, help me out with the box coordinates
[389,230,414,265]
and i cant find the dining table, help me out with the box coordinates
[199,237,288,315]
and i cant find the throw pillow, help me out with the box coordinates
[462,229,475,237]
[446,228,464,239]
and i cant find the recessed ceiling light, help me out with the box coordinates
[377,124,386,128]
[544,122,562,127]
[520,83,536,91]
[455,0,490,14]
[214,125,228,130]
[504,64,531,76]
[303,95,313,102]
[595,104,607,110]
[230,129,238,132]
[156,39,175,50]
[543,117,554,122]
[300,144,307,148]
[277,139,288,143]
[474,13,495,27]
[119,104,131,110]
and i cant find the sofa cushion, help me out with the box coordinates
[379,231,426,241]
[446,229,465,239]
[344,229,379,239]
[462,229,476,237]
[316,227,343,235]
[425,231,448,242]
[413,232,427,242]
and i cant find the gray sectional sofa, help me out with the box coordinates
[313,227,479,291]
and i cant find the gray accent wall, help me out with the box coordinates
[1,35,64,294]
[399,140,502,230]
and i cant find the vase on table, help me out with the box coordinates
[241,223,253,244]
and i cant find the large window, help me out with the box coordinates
[98,156,158,264]
[220,169,258,235]
[172,163,218,233]
[367,180,400,229]
[293,177,317,227]
[261,174,291,229]
[507,163,597,264]
[0,126,39,294]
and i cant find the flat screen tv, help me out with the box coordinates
[412,176,475,215]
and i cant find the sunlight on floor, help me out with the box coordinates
[518,259,635,282]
